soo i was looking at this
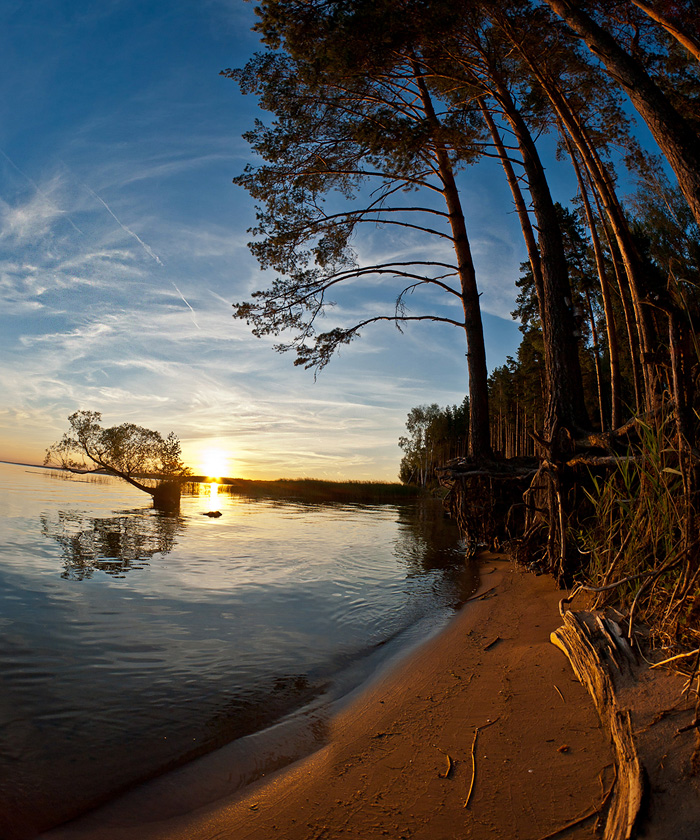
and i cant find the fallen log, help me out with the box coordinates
[551,609,645,840]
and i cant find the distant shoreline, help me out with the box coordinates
[1,462,423,504]
[189,476,422,503]
[0,459,49,469]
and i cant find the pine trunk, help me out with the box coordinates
[566,135,623,429]
[545,0,700,228]
[480,98,544,300]
[495,79,589,446]
[630,0,700,64]
[414,63,492,461]
[526,65,656,413]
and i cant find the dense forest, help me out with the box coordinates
[230,0,700,649]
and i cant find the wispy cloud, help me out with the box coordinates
[0,147,83,235]
[0,0,525,479]
[0,179,72,245]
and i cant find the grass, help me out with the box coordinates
[185,476,422,504]
[576,410,700,653]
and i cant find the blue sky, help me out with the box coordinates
[0,0,532,480]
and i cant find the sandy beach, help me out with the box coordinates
[42,554,700,840]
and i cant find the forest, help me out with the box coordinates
[229,0,700,651]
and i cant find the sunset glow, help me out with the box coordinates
[0,0,523,481]
[198,448,231,480]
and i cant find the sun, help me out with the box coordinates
[199,448,231,480]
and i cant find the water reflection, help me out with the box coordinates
[0,464,479,838]
[40,508,184,579]
[395,499,466,576]
[195,481,227,515]
[202,672,321,753]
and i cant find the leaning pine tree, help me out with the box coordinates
[224,0,493,460]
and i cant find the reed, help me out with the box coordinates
[577,410,700,653]
[185,477,422,504]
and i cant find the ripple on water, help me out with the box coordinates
[0,464,476,837]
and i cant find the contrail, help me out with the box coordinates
[0,146,84,234]
[0,151,200,329]
[82,182,200,329]
[171,280,200,329]
[83,183,164,266]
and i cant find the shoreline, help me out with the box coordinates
[42,553,700,840]
[45,605,466,837]
[43,554,614,840]
[39,586,477,840]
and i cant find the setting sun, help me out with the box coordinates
[198,448,232,479]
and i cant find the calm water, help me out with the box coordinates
[0,462,475,838]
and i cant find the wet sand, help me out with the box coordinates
[44,555,622,840]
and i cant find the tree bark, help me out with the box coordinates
[565,132,623,429]
[490,77,590,445]
[479,98,544,304]
[544,0,700,228]
[585,288,607,431]
[630,0,700,64]
[515,54,657,412]
[598,209,644,414]
[413,62,492,460]
[561,97,658,410]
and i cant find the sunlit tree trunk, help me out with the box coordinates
[598,210,644,414]
[490,76,590,445]
[562,100,658,410]
[479,98,543,301]
[520,61,657,412]
[543,0,700,227]
[630,0,700,64]
[413,62,492,461]
[584,289,606,430]
[564,132,622,428]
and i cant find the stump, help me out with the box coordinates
[152,481,181,511]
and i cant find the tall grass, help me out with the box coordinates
[185,477,421,504]
[577,412,700,652]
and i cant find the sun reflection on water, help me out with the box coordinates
[194,481,222,513]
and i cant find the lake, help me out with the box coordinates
[0,462,476,839]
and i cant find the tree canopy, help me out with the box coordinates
[230,0,700,485]
[220,0,700,677]
[225,4,494,457]
[45,411,191,509]
[399,400,470,485]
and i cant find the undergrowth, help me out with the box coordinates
[576,413,700,655]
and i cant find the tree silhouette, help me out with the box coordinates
[45,411,191,510]
[226,1,494,459]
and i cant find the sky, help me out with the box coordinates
[0,0,536,480]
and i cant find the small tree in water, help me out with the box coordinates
[45,411,191,510]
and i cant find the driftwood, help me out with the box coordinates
[437,457,539,482]
[564,454,643,468]
[551,609,644,840]
[464,717,500,809]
